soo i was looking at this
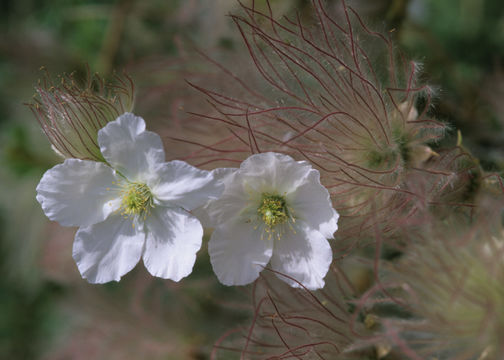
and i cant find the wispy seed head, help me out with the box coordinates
[28,67,135,162]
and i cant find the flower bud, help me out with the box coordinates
[28,67,134,162]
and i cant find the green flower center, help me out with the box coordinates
[258,193,289,227]
[120,182,154,217]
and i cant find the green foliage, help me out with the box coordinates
[0,280,64,359]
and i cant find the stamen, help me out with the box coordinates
[118,181,154,220]
[258,193,289,227]
[257,193,295,240]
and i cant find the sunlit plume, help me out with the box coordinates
[28,67,135,162]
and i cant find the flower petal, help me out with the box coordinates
[191,167,238,227]
[286,169,339,239]
[72,215,144,284]
[98,113,165,179]
[209,220,273,286]
[143,207,203,281]
[36,159,120,227]
[270,223,332,290]
[239,152,313,195]
[199,170,250,227]
[151,161,225,211]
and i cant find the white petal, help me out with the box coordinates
[209,220,273,286]
[191,167,238,227]
[151,161,225,211]
[270,223,332,290]
[239,152,313,194]
[143,207,203,281]
[190,206,213,229]
[72,215,145,284]
[36,159,120,227]
[287,170,339,239]
[213,167,240,183]
[203,169,250,227]
[98,113,165,180]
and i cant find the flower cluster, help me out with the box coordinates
[29,0,504,359]
[36,110,338,288]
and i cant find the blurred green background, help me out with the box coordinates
[0,0,503,359]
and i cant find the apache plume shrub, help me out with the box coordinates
[187,0,448,243]
[183,1,504,359]
[28,68,134,162]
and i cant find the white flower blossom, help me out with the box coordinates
[36,113,223,284]
[203,152,339,290]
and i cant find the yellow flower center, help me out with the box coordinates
[258,193,289,227]
[120,182,154,217]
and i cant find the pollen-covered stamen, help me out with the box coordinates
[119,181,154,218]
[258,193,289,227]
[257,193,296,241]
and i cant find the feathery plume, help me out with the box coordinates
[28,67,134,161]
[186,0,447,244]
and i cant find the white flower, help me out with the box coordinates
[204,152,339,290]
[36,113,223,284]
